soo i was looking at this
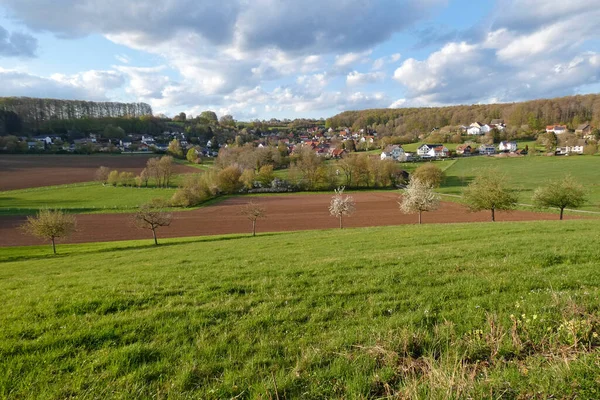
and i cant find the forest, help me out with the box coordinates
[0,97,152,130]
[326,94,600,137]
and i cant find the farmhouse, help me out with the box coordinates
[380,145,405,161]
[556,139,586,155]
[417,144,448,158]
[498,141,518,152]
[546,125,567,134]
[575,123,593,138]
[456,144,472,155]
[478,144,496,155]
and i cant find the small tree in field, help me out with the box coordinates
[133,199,172,245]
[21,209,76,254]
[399,178,440,224]
[412,163,444,187]
[240,201,266,236]
[532,176,586,220]
[107,170,120,186]
[95,166,110,185]
[329,187,356,229]
[463,170,518,222]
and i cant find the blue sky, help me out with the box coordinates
[0,0,599,120]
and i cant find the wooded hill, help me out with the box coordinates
[0,97,152,128]
[326,94,600,136]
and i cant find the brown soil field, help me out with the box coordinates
[0,154,197,191]
[0,192,576,247]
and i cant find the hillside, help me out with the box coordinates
[2,221,600,398]
[327,93,600,136]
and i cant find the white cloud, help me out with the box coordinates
[372,53,401,70]
[0,67,123,100]
[346,70,386,86]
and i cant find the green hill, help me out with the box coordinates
[2,221,600,398]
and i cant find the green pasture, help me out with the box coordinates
[1,221,600,398]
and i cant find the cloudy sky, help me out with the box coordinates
[0,0,599,119]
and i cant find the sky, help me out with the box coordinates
[0,0,599,120]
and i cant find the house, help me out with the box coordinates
[478,144,496,155]
[575,123,592,138]
[556,139,586,155]
[456,144,472,155]
[467,126,482,135]
[498,141,518,152]
[380,145,406,161]
[546,125,568,134]
[417,144,448,158]
[360,135,375,143]
[329,148,346,159]
[480,124,493,134]
[490,119,505,125]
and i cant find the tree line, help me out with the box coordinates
[0,97,152,127]
[327,93,600,138]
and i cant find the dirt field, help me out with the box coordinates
[0,192,578,247]
[0,155,197,191]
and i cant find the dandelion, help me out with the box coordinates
[533,314,538,320]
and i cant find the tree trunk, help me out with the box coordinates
[252,220,256,236]
[152,228,158,245]
[339,215,343,229]
[418,210,422,225]
[560,207,564,220]
[491,208,495,222]
[51,236,56,255]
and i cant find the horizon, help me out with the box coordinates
[1,0,599,120]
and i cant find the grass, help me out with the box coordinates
[0,183,177,215]
[439,155,600,211]
[1,221,600,398]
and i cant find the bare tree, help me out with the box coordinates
[133,200,172,245]
[158,156,174,187]
[532,176,586,220]
[399,178,440,224]
[329,187,356,229]
[95,166,110,185]
[240,201,266,236]
[20,209,76,254]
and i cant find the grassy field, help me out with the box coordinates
[1,221,600,399]
[0,183,177,215]
[439,155,600,211]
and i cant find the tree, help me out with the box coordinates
[329,187,356,229]
[158,156,174,187]
[186,148,201,164]
[219,114,235,127]
[133,199,172,245]
[537,132,557,152]
[173,112,186,122]
[532,176,586,220]
[167,139,184,158]
[583,144,598,155]
[240,201,266,236]
[399,179,440,224]
[200,111,218,123]
[107,170,120,186]
[21,210,76,254]
[217,165,243,194]
[412,163,444,188]
[240,169,256,189]
[463,170,518,222]
[257,164,275,186]
[103,124,125,139]
[95,166,110,185]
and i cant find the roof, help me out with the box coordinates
[490,119,504,124]
[576,123,591,130]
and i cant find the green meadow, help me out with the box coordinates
[439,155,600,211]
[1,221,600,399]
[0,183,177,215]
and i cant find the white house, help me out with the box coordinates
[417,144,448,158]
[380,145,406,161]
[556,139,586,155]
[498,141,518,152]
[546,125,568,134]
[479,144,496,155]
[480,124,493,134]
[467,126,482,135]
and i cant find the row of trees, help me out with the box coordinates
[327,94,600,137]
[95,156,175,189]
[0,97,152,126]
[21,170,587,254]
